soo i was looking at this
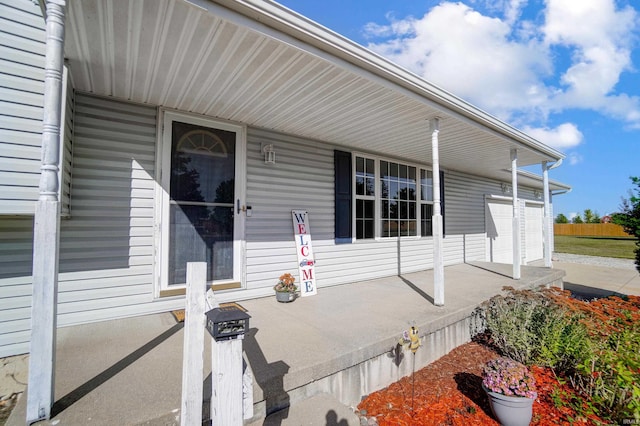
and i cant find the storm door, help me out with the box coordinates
[160,112,245,290]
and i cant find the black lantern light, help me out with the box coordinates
[205,305,251,341]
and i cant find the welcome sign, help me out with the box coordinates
[291,210,317,297]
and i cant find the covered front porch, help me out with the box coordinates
[10,262,563,425]
[22,0,567,422]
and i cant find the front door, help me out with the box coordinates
[160,111,245,291]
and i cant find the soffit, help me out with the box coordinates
[63,0,564,182]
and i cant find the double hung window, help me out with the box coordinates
[355,156,375,239]
[381,161,417,237]
[353,155,436,240]
[420,170,434,237]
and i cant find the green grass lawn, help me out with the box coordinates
[554,235,637,259]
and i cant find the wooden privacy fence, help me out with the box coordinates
[554,223,631,237]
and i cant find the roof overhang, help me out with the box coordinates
[516,170,572,193]
[59,0,567,184]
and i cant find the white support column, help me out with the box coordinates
[211,338,244,425]
[542,162,553,268]
[180,263,207,426]
[511,149,521,280]
[431,118,444,306]
[27,1,66,423]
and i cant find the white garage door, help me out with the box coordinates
[486,200,513,264]
[525,204,544,262]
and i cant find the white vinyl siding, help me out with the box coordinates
[0,0,45,214]
[59,70,75,217]
[244,128,335,289]
[55,94,182,326]
[445,170,501,263]
[0,90,556,356]
[0,217,33,357]
[244,128,534,290]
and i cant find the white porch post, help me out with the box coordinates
[431,118,444,306]
[542,162,553,268]
[27,0,66,423]
[511,149,521,280]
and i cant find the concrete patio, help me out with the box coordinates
[8,262,564,425]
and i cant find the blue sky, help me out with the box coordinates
[278,0,640,220]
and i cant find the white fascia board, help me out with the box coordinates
[200,0,565,162]
[517,169,572,192]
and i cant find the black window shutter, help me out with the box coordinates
[440,170,445,237]
[334,150,352,242]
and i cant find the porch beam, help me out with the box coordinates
[27,0,66,423]
[542,162,553,268]
[511,148,521,280]
[431,118,444,306]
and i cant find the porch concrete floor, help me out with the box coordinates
[9,262,564,426]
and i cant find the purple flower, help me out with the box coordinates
[482,357,537,399]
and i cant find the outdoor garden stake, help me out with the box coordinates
[399,326,422,413]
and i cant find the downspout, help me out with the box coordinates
[431,118,444,306]
[542,159,563,268]
[27,0,66,423]
[511,149,521,280]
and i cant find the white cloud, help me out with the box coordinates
[362,0,640,133]
[543,0,639,120]
[478,0,528,25]
[365,3,551,121]
[567,152,583,166]
[522,123,583,150]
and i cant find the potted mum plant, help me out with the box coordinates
[274,273,297,303]
[482,357,537,426]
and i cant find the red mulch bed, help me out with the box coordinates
[357,339,605,425]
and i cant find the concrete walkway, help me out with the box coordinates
[555,260,640,297]
[0,262,579,425]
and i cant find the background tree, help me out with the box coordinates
[583,209,602,224]
[572,214,584,224]
[583,209,595,224]
[555,213,569,223]
[611,177,640,273]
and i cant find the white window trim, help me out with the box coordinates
[154,109,247,297]
[351,152,434,241]
[352,154,376,240]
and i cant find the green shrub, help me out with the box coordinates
[571,327,640,421]
[480,287,589,369]
[480,287,640,423]
[533,307,590,371]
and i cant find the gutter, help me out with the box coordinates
[548,158,563,170]
[207,0,565,162]
[548,159,569,195]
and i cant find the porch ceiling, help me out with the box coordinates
[63,0,565,184]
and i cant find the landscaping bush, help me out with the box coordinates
[480,287,640,423]
[552,294,640,422]
[480,287,589,369]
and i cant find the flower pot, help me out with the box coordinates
[483,384,536,426]
[275,291,295,303]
